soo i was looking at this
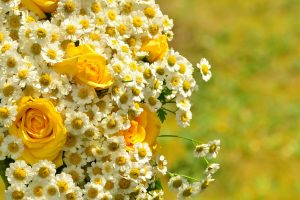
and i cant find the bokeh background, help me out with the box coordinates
[156,0,300,199]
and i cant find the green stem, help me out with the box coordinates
[158,134,197,146]
[167,171,199,182]
[162,107,176,115]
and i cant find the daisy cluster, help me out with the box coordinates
[0,0,215,199]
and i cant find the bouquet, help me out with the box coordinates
[0,0,220,199]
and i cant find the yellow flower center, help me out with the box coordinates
[183,188,192,197]
[0,32,4,42]
[183,80,191,91]
[123,2,133,13]
[1,44,11,53]
[118,178,130,189]
[47,49,57,59]
[3,85,14,97]
[172,179,183,188]
[0,107,9,118]
[144,7,156,18]
[57,181,69,193]
[64,1,76,13]
[78,88,89,99]
[117,24,127,35]
[66,192,76,200]
[156,66,165,75]
[68,170,80,182]
[133,16,143,27]
[84,129,95,138]
[129,168,140,179]
[202,64,209,75]
[92,166,102,176]
[8,15,20,29]
[80,19,90,29]
[6,57,17,68]
[106,27,116,36]
[47,186,58,196]
[91,2,101,13]
[107,10,117,21]
[168,55,177,66]
[107,119,117,129]
[66,25,76,35]
[143,68,152,79]
[104,180,114,190]
[148,96,157,106]
[39,74,51,86]
[87,187,98,198]
[181,112,189,122]
[33,186,43,197]
[38,167,50,178]
[171,77,180,86]
[36,28,47,38]
[13,168,26,180]
[18,70,29,79]
[30,43,42,55]
[132,87,140,96]
[209,144,217,153]
[11,191,24,200]
[120,94,128,104]
[72,118,84,129]
[149,24,159,35]
[138,148,147,157]
[94,177,103,185]
[179,64,186,74]
[95,17,104,25]
[69,153,81,165]
[116,156,126,165]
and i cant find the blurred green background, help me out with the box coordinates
[156,0,300,199]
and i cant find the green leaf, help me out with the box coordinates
[147,179,163,192]
[0,158,13,188]
[157,108,167,123]
[158,87,172,104]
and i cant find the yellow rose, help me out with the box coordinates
[54,43,113,90]
[9,97,66,167]
[141,35,169,63]
[21,0,58,19]
[119,105,161,149]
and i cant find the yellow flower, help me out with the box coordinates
[119,105,161,150]
[141,35,169,63]
[9,97,66,167]
[54,43,113,90]
[21,0,58,19]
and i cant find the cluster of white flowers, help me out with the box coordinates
[0,0,215,199]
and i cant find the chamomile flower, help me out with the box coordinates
[156,155,168,175]
[65,110,90,135]
[168,176,188,192]
[197,58,212,82]
[45,182,61,200]
[204,163,220,175]
[64,148,87,167]
[207,140,221,159]
[55,173,76,195]
[41,42,64,64]
[84,182,102,200]
[1,135,24,159]
[5,184,27,200]
[176,109,192,128]
[177,182,200,200]
[32,160,56,180]
[199,174,215,192]
[27,179,48,199]
[133,143,152,164]
[63,165,85,184]
[0,104,17,127]
[6,160,33,185]
[193,144,209,158]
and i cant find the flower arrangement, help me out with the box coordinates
[0,0,219,199]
